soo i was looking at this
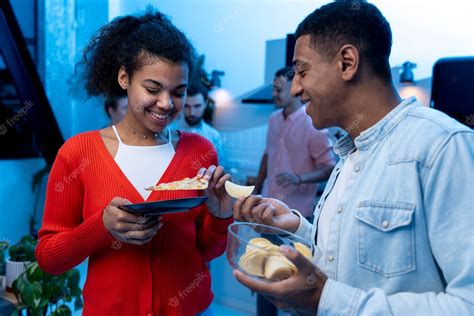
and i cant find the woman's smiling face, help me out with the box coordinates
[118,56,189,133]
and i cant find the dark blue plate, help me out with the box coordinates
[119,196,208,216]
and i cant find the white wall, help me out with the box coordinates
[112,0,474,99]
[112,0,326,99]
[373,0,474,80]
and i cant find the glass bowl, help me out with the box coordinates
[227,222,320,282]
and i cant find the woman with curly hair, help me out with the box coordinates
[35,9,233,315]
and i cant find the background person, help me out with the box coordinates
[171,81,226,167]
[104,96,128,126]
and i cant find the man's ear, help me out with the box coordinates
[118,66,129,90]
[337,44,359,81]
[107,107,115,117]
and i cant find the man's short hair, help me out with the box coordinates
[187,82,208,100]
[295,1,393,84]
[275,67,295,81]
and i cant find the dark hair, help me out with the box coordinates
[187,81,208,100]
[186,81,215,124]
[295,1,392,83]
[275,67,295,81]
[81,7,196,98]
[104,96,126,117]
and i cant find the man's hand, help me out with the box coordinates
[276,172,300,188]
[232,196,300,233]
[233,245,327,315]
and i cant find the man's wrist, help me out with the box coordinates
[289,209,303,233]
[312,273,328,313]
[296,174,302,184]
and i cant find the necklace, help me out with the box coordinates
[122,119,160,139]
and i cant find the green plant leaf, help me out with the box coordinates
[11,278,22,302]
[22,281,43,309]
[20,236,36,243]
[74,296,84,311]
[66,269,80,289]
[42,279,54,300]
[52,304,72,316]
[10,309,20,316]
[30,308,45,316]
[8,244,19,261]
[39,295,49,309]
[26,262,45,282]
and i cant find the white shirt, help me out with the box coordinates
[316,149,358,265]
[112,126,175,200]
[170,116,226,167]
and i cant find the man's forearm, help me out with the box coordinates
[299,164,334,184]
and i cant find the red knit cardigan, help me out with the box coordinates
[35,131,233,316]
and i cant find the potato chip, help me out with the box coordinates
[294,242,312,258]
[224,180,255,199]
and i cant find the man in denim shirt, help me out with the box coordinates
[232,2,474,315]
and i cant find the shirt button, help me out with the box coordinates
[382,220,389,228]
[354,166,361,172]
[328,255,335,262]
[337,206,343,213]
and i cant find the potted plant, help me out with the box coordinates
[12,262,83,316]
[5,236,37,291]
[0,240,8,292]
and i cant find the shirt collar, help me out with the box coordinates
[334,96,419,158]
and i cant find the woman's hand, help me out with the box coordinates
[197,165,233,219]
[103,197,163,245]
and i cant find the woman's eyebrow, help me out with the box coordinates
[142,79,164,88]
[142,79,187,90]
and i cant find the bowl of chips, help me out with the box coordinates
[227,222,320,282]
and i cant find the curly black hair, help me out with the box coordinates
[295,1,393,84]
[80,8,196,98]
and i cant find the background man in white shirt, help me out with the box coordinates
[171,82,226,167]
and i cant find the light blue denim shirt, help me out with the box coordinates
[295,97,474,315]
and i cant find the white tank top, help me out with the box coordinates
[112,125,175,200]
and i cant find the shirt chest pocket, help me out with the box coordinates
[355,201,416,277]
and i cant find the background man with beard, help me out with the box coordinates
[171,82,226,166]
